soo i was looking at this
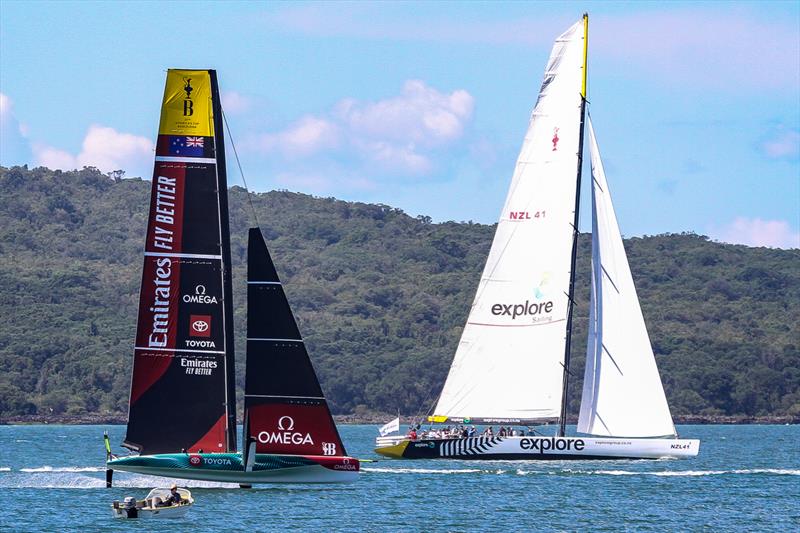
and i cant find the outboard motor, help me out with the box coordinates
[123,496,138,518]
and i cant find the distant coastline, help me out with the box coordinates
[2,413,798,426]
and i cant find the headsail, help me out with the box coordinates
[432,18,587,423]
[243,228,347,457]
[124,69,237,454]
[577,117,676,438]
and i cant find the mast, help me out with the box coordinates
[558,13,589,438]
[209,70,238,452]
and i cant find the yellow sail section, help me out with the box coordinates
[581,13,589,99]
[158,69,214,136]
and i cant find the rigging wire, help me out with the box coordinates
[221,107,261,230]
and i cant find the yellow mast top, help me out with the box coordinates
[581,13,589,99]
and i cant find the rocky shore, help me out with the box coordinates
[2,413,798,425]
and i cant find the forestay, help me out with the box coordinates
[577,117,676,437]
[433,19,586,422]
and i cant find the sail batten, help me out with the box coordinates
[577,117,676,438]
[433,19,587,422]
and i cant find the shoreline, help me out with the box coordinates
[2,414,798,426]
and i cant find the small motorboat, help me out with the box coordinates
[111,487,193,519]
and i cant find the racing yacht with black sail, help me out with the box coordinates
[375,15,699,460]
[106,69,358,483]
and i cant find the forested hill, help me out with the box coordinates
[1,165,798,422]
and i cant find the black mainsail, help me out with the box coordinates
[123,69,237,454]
[243,228,347,458]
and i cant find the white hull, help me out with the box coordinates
[375,435,700,460]
[112,504,191,519]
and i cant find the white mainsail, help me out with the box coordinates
[433,19,586,422]
[577,117,676,437]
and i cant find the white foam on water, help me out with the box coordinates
[0,472,239,489]
[515,469,544,476]
[565,468,800,477]
[19,466,105,473]
[114,474,239,489]
[0,467,11,472]
[363,467,483,474]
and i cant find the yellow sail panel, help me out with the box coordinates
[158,69,214,136]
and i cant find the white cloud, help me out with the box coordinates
[714,217,800,249]
[249,115,340,157]
[245,80,473,176]
[33,125,153,176]
[0,93,33,165]
[221,90,251,114]
[32,144,77,170]
[761,128,800,160]
[335,80,474,146]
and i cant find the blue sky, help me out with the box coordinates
[1,1,798,248]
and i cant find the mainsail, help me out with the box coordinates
[243,228,347,457]
[124,70,237,454]
[432,18,587,423]
[577,117,676,437]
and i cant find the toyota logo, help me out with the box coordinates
[278,416,295,431]
[189,454,202,466]
[192,320,209,333]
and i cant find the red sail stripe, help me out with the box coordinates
[188,414,227,453]
[130,162,187,405]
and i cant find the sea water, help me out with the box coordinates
[0,425,797,532]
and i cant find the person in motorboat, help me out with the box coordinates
[153,484,183,508]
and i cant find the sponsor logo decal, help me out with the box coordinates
[183,285,219,305]
[552,127,560,151]
[183,77,194,116]
[322,442,337,456]
[181,357,217,376]
[147,257,173,348]
[491,273,555,323]
[256,416,314,447]
[189,454,202,466]
[519,437,585,453]
[491,300,554,319]
[190,315,211,337]
[152,175,177,250]
[333,457,357,471]
[203,457,232,466]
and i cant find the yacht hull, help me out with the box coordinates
[108,452,359,483]
[375,435,699,460]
